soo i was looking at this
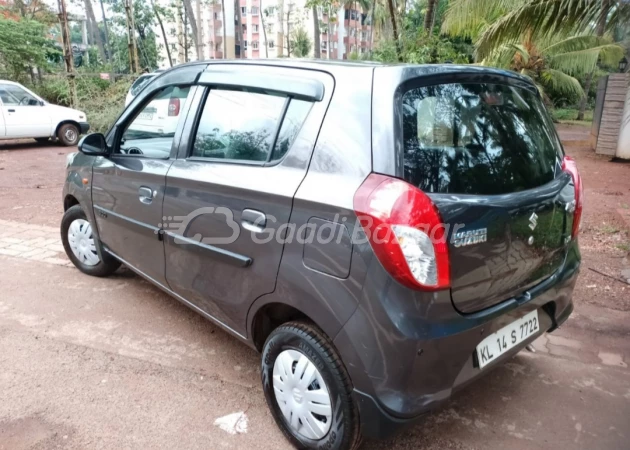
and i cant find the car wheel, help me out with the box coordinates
[262,321,361,450]
[61,205,121,277]
[57,123,80,146]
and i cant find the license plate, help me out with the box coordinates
[476,310,540,369]
[138,112,154,120]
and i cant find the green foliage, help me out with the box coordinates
[29,75,133,133]
[291,27,313,57]
[373,32,472,64]
[0,17,61,81]
[550,108,593,122]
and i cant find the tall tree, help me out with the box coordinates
[290,26,312,56]
[386,0,401,60]
[221,0,227,57]
[313,5,321,57]
[98,0,111,62]
[261,0,269,57]
[151,0,172,66]
[424,0,438,33]
[182,0,201,59]
[83,0,106,62]
[235,0,244,57]
[577,0,611,120]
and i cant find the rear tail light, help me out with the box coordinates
[168,97,181,116]
[561,156,583,239]
[353,173,450,291]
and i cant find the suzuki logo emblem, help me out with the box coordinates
[529,213,538,231]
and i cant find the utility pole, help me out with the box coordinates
[81,17,89,65]
[57,0,78,108]
[124,0,140,73]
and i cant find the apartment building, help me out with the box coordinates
[154,0,372,66]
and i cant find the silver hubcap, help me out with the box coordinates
[272,349,332,440]
[68,219,99,266]
[65,128,77,143]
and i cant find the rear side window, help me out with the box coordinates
[191,89,311,163]
[130,75,155,96]
[401,83,562,195]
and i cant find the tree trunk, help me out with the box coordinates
[368,0,376,53]
[386,0,401,61]
[235,0,244,58]
[327,6,330,59]
[98,0,111,62]
[152,0,173,67]
[430,0,439,30]
[221,0,227,58]
[423,0,436,33]
[196,0,204,59]
[84,0,106,62]
[313,6,320,57]
[277,0,284,56]
[577,0,610,120]
[182,0,201,59]
[260,0,268,57]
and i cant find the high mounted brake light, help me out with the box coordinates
[353,173,450,291]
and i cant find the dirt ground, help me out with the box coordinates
[0,133,629,450]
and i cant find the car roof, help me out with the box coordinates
[0,80,23,86]
[165,59,536,90]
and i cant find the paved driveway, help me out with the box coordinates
[0,141,629,449]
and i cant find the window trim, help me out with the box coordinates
[185,86,296,167]
[112,84,195,160]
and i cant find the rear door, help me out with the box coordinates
[399,81,574,313]
[162,65,333,333]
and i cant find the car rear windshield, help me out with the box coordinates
[401,83,562,195]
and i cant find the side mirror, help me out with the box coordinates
[78,133,110,156]
[39,100,45,106]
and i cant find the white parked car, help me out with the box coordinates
[0,80,89,146]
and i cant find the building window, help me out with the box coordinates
[252,40,259,49]
[251,6,259,15]
[243,40,248,50]
[253,24,259,32]
[321,41,327,50]
[268,40,275,48]
[242,24,246,33]
[216,26,222,35]
[214,12,219,20]
[241,6,246,15]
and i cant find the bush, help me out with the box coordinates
[550,108,594,122]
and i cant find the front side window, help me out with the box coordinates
[118,85,191,158]
[0,84,39,106]
[191,89,311,163]
[401,83,562,195]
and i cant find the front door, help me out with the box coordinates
[91,85,192,286]
[0,83,50,137]
[162,70,328,334]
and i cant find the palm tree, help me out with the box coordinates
[424,0,438,33]
[385,0,401,60]
[578,0,612,119]
[484,32,624,101]
[442,0,630,61]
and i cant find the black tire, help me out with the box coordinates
[57,123,80,146]
[60,205,121,277]
[262,321,361,450]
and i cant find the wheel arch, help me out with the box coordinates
[63,194,80,211]
[55,120,81,137]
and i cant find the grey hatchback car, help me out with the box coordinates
[61,60,582,449]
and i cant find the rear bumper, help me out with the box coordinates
[79,122,90,134]
[334,241,580,439]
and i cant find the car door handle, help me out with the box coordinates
[138,186,154,204]
[7,109,15,113]
[241,209,266,233]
